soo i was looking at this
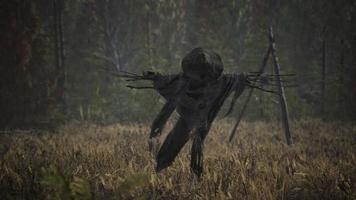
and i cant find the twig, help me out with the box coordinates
[126,85,154,89]
[247,84,280,95]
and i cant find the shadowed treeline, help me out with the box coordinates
[0,0,356,129]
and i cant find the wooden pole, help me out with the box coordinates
[269,27,292,145]
[228,45,272,142]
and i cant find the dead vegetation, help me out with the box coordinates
[0,119,355,199]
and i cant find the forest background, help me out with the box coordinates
[1,0,356,129]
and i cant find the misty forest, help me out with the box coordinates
[1,0,356,199]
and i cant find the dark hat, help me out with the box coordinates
[181,48,223,82]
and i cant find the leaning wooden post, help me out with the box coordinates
[228,45,272,142]
[269,27,292,145]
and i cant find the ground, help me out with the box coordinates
[0,119,355,199]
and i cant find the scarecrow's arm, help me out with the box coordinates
[148,72,183,100]
[143,72,184,138]
[224,73,248,117]
[117,71,185,139]
[122,71,182,100]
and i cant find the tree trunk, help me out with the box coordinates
[146,0,153,68]
[321,38,326,119]
[53,0,59,72]
[338,40,345,116]
[53,0,65,107]
[58,0,65,70]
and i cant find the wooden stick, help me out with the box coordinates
[249,80,298,87]
[126,85,154,89]
[269,27,293,145]
[247,73,296,77]
[228,44,272,142]
[247,85,280,95]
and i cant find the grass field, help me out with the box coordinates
[0,119,355,200]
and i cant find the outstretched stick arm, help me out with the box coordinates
[112,70,164,90]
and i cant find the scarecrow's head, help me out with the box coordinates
[181,48,223,84]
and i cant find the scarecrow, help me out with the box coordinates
[117,43,294,177]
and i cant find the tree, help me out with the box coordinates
[0,0,50,128]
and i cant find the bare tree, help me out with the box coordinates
[95,0,141,71]
[53,0,66,106]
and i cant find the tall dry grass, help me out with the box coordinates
[0,119,355,199]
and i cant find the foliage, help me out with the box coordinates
[40,165,72,200]
[40,165,93,200]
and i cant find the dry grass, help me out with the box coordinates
[0,119,355,200]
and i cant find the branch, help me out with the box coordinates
[126,85,154,89]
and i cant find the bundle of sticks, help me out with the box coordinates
[245,72,297,95]
[109,70,297,96]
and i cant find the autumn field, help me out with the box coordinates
[0,119,355,200]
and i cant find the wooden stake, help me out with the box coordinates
[269,27,292,145]
[228,44,272,142]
